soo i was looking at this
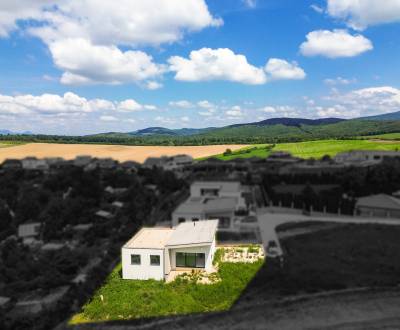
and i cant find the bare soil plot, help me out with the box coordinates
[0,143,248,163]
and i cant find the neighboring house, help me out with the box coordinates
[73,155,92,167]
[190,181,247,208]
[143,154,193,171]
[122,220,218,281]
[172,196,238,229]
[164,154,194,170]
[18,223,41,245]
[334,150,400,166]
[21,157,49,171]
[1,159,22,169]
[172,181,250,230]
[355,194,400,218]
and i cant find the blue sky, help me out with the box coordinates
[0,0,400,135]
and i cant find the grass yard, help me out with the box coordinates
[206,139,400,160]
[70,248,263,324]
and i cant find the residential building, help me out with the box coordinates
[1,159,22,169]
[334,150,400,166]
[143,154,193,171]
[18,223,41,245]
[21,157,49,171]
[73,155,92,167]
[122,220,218,281]
[355,194,400,218]
[172,181,251,230]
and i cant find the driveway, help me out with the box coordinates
[257,207,400,256]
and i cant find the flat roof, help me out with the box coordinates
[173,196,237,214]
[123,220,218,250]
[123,228,174,249]
[192,181,241,192]
[166,220,218,247]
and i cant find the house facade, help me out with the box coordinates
[334,150,400,166]
[122,220,218,281]
[355,194,400,218]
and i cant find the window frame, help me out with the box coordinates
[130,254,141,265]
[175,252,206,268]
[150,254,160,266]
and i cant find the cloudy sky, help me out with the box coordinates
[1,0,400,135]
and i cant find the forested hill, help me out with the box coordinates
[1,118,400,146]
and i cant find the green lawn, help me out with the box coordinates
[205,139,400,160]
[70,249,263,324]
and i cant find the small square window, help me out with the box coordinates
[131,254,141,265]
[150,255,160,266]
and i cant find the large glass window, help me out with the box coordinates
[176,252,185,267]
[150,255,160,266]
[131,254,141,265]
[196,253,205,268]
[175,252,206,268]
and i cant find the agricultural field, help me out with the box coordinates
[361,133,400,140]
[0,143,248,164]
[0,141,25,149]
[209,139,400,160]
[70,247,263,324]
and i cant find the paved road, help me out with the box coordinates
[257,207,400,256]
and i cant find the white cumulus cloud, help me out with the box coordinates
[265,58,306,81]
[300,29,373,58]
[327,0,400,30]
[168,48,267,85]
[169,100,194,109]
[48,38,165,86]
[0,0,221,86]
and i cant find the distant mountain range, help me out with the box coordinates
[92,112,400,138]
[1,111,399,143]
[360,111,400,121]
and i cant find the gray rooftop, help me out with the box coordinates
[173,196,238,214]
[192,181,241,192]
[356,194,400,210]
[166,220,218,247]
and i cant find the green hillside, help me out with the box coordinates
[208,139,400,160]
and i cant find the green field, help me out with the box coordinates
[361,133,400,140]
[70,249,263,324]
[207,139,400,160]
[0,141,25,148]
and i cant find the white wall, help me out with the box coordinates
[122,248,165,280]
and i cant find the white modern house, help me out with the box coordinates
[172,181,250,230]
[121,220,218,281]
